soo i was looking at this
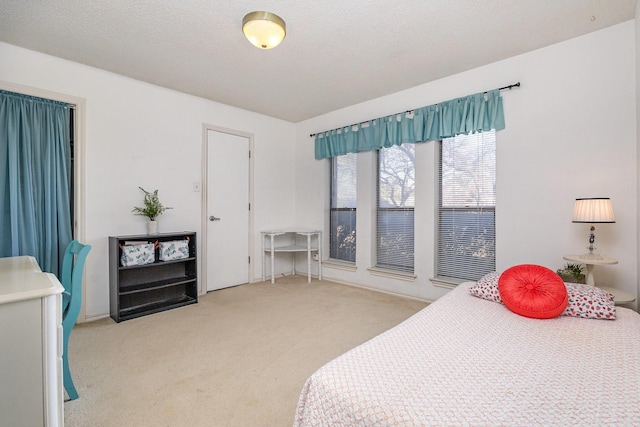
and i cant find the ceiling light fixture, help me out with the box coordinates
[242,11,286,49]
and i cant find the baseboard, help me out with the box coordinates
[82,313,111,323]
[320,276,432,304]
[254,272,432,304]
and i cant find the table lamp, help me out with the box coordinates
[572,197,615,260]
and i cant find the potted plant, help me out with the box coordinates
[132,187,172,235]
[556,262,586,284]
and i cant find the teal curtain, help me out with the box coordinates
[0,90,73,276]
[315,89,504,159]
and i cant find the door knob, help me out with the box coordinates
[209,215,221,221]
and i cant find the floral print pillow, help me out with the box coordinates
[469,271,616,320]
[468,271,502,303]
[563,282,616,320]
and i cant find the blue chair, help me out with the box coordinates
[60,240,91,401]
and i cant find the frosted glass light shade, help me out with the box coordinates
[242,11,286,49]
[572,198,615,223]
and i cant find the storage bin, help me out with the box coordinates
[159,240,190,261]
[120,243,155,266]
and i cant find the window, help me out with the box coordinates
[377,144,415,273]
[437,130,496,281]
[330,153,356,262]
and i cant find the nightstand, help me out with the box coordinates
[597,286,636,305]
[562,255,635,305]
[563,254,617,286]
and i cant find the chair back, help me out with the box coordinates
[60,239,91,400]
[60,240,91,324]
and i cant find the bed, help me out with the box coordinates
[294,281,640,426]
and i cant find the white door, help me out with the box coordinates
[206,129,250,291]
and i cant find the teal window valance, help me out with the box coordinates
[314,89,505,160]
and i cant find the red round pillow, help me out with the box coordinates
[498,264,568,319]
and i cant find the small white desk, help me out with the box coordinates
[0,256,64,426]
[261,229,322,284]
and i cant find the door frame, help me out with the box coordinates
[200,124,255,294]
[0,80,87,321]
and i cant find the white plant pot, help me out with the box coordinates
[147,220,159,235]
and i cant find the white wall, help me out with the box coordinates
[0,20,637,317]
[0,42,297,319]
[296,21,638,307]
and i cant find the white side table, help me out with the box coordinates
[597,286,636,305]
[562,254,618,286]
[562,254,635,305]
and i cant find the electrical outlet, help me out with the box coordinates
[192,182,201,192]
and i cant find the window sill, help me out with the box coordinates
[368,267,416,282]
[430,276,470,289]
[323,259,357,272]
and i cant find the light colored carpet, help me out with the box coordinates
[64,276,428,426]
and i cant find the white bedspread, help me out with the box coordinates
[294,282,640,426]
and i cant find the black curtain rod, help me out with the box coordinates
[309,81,521,138]
[496,82,521,91]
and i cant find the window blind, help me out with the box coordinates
[377,144,415,272]
[438,131,496,281]
[330,153,357,262]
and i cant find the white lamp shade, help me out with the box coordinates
[242,11,286,49]
[572,198,615,223]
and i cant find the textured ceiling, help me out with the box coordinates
[0,1,636,122]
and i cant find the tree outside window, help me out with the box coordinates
[377,144,415,272]
[330,153,356,262]
[438,131,496,281]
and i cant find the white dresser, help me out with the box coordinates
[0,256,64,427]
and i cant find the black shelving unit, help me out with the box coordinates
[109,232,197,322]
